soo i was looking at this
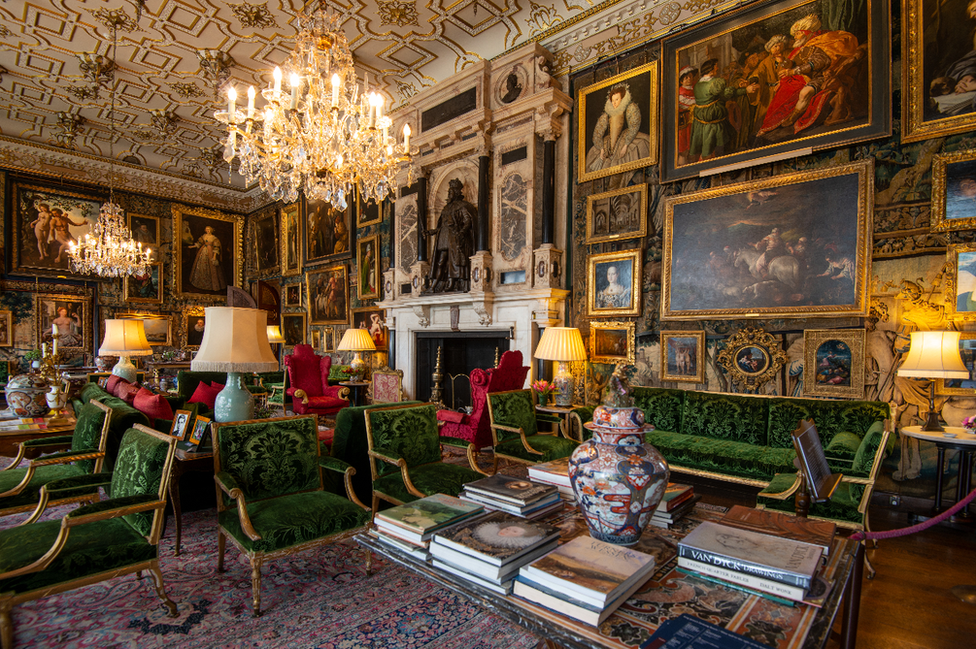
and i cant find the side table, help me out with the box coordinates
[901,425,976,523]
[169,446,215,555]
[339,380,370,407]
[536,403,582,440]
[0,413,77,459]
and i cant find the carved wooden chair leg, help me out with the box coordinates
[371,494,380,518]
[216,530,226,573]
[148,563,179,617]
[1,605,13,649]
[250,557,263,617]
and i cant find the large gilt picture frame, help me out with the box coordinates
[660,330,706,383]
[946,242,976,318]
[307,264,349,325]
[803,329,865,399]
[660,0,890,181]
[252,208,279,275]
[357,234,380,300]
[577,61,658,183]
[306,197,352,265]
[902,0,976,142]
[11,182,104,277]
[280,201,302,277]
[590,321,636,364]
[585,185,648,244]
[662,160,872,320]
[36,294,89,352]
[587,249,642,317]
[937,332,976,395]
[930,150,976,233]
[173,205,242,299]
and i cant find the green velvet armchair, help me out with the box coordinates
[364,404,487,516]
[0,424,179,649]
[0,400,113,522]
[486,389,579,473]
[212,414,372,617]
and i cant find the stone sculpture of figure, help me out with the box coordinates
[425,178,476,293]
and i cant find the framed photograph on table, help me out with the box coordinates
[280,201,302,277]
[587,249,641,317]
[660,330,706,383]
[252,208,279,274]
[123,262,163,304]
[803,329,865,399]
[357,234,380,300]
[189,415,212,447]
[589,321,635,365]
[660,0,890,181]
[662,160,872,320]
[352,307,387,350]
[11,182,103,277]
[173,205,242,299]
[282,313,306,347]
[931,150,976,233]
[0,310,12,347]
[118,312,171,347]
[902,0,976,142]
[128,213,159,257]
[938,332,976,395]
[307,264,348,325]
[170,410,193,441]
[577,61,658,183]
[36,294,89,352]
[585,185,647,245]
[305,197,351,265]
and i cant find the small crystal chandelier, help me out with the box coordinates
[67,16,152,278]
[215,9,412,209]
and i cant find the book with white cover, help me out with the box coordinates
[527,457,571,488]
[519,536,656,607]
[430,538,558,582]
[373,493,484,544]
[513,572,649,626]
[432,511,561,566]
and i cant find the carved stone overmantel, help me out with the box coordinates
[533,244,562,290]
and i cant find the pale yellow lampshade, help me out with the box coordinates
[191,307,279,373]
[898,331,969,379]
[266,325,285,344]
[99,319,153,356]
[534,327,587,362]
[337,327,377,352]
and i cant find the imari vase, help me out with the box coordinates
[569,364,669,546]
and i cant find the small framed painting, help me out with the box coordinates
[185,314,207,349]
[323,326,335,352]
[352,307,387,350]
[282,313,306,347]
[357,234,380,300]
[357,190,393,228]
[188,415,212,447]
[715,327,788,393]
[660,330,706,383]
[36,294,90,352]
[587,249,641,317]
[170,410,193,441]
[803,329,865,399]
[946,243,976,318]
[938,332,976,395]
[280,201,302,277]
[0,310,12,347]
[589,321,635,365]
[931,150,976,233]
[585,184,647,245]
[252,207,279,274]
[118,312,171,347]
[128,213,160,255]
[307,264,349,325]
[123,262,163,304]
[283,283,303,307]
[310,328,322,351]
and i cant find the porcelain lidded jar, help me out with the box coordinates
[3,374,52,417]
[568,366,669,545]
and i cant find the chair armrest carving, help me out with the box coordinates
[215,471,261,541]
[320,456,369,511]
[292,388,309,405]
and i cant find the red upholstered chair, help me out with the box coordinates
[284,344,350,421]
[437,350,529,450]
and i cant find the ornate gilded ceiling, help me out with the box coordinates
[0,0,734,209]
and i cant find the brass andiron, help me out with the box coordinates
[429,345,444,409]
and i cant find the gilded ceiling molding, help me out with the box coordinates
[230,2,277,29]
[378,1,420,27]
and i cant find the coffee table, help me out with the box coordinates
[357,504,863,649]
[0,413,77,459]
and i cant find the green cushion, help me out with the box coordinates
[851,421,887,477]
[766,398,889,449]
[0,517,155,595]
[488,390,538,441]
[0,464,87,510]
[218,490,368,553]
[366,405,442,477]
[758,477,865,526]
[824,431,862,462]
[680,391,769,445]
[644,430,796,482]
[494,434,578,463]
[110,427,173,536]
[632,387,685,432]
[71,402,110,473]
[372,462,484,504]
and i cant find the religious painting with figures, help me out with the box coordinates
[307,265,348,325]
[12,182,103,277]
[804,329,865,398]
[660,331,705,383]
[306,198,351,264]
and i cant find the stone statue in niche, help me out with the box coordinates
[501,72,522,103]
[425,178,476,293]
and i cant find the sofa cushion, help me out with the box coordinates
[645,430,796,482]
[851,421,887,477]
[105,375,126,395]
[306,396,347,410]
[133,388,174,422]
[115,381,141,405]
[188,381,220,410]
[824,431,862,463]
[766,398,890,449]
[211,381,224,390]
[680,391,769,446]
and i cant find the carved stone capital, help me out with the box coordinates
[532,244,563,289]
[412,304,431,328]
[469,251,493,293]
[471,296,495,326]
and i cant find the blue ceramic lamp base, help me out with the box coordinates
[214,372,255,422]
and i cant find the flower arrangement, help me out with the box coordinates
[963,415,976,431]
[532,379,556,400]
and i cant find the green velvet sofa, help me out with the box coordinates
[72,382,152,472]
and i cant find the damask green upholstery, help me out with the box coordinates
[0,425,179,648]
[0,400,113,520]
[212,415,371,617]
[487,389,579,472]
[365,404,484,515]
[74,382,151,472]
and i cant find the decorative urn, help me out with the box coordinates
[568,366,669,545]
[3,374,53,417]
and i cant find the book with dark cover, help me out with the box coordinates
[374,493,484,543]
[460,490,561,516]
[678,521,822,589]
[676,556,807,601]
[720,505,835,556]
[527,457,571,488]
[639,613,775,649]
[462,474,557,505]
[431,511,561,566]
[519,535,656,607]
[655,482,694,512]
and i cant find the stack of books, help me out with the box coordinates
[514,536,657,625]
[527,457,574,500]
[459,474,563,518]
[677,521,823,603]
[649,483,699,528]
[370,494,485,561]
[719,505,836,557]
[430,511,561,594]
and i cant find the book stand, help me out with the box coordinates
[791,419,843,518]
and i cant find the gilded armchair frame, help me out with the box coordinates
[486,389,577,474]
[0,400,112,521]
[0,424,178,649]
[212,415,372,617]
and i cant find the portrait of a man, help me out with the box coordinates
[186,316,206,348]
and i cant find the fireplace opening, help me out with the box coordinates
[415,331,512,410]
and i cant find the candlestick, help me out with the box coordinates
[247,86,255,119]
[403,123,411,150]
[273,67,282,95]
[52,323,59,336]
[331,74,340,107]
[290,73,300,110]
[227,86,236,117]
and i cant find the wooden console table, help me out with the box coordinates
[0,414,77,459]
[169,446,214,555]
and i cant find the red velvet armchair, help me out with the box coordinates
[284,345,350,420]
[437,350,529,449]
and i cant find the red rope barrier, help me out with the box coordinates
[850,486,976,542]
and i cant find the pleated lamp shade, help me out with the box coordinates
[99,319,153,357]
[897,331,969,379]
[534,327,587,362]
[191,307,279,373]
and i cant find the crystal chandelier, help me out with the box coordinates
[215,9,411,209]
[67,16,152,278]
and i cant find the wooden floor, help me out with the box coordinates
[686,476,976,649]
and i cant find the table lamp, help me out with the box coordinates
[337,328,375,381]
[897,330,969,432]
[534,327,587,407]
[191,307,280,422]
[99,319,153,383]
[266,325,285,345]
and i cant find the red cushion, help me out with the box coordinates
[116,381,141,405]
[317,427,335,445]
[437,410,466,424]
[211,381,224,390]
[188,382,220,410]
[133,388,174,421]
[106,375,127,396]
[305,396,347,411]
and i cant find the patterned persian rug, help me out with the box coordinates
[1,451,542,649]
